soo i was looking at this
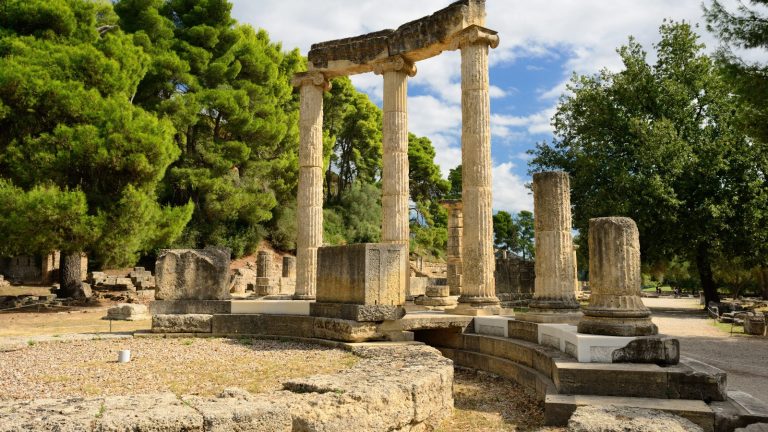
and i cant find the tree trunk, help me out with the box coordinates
[59,251,82,298]
[695,244,719,307]
[759,267,768,300]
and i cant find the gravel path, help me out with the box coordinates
[646,297,768,404]
[0,338,357,400]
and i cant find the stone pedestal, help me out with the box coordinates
[375,56,415,248]
[442,200,463,296]
[292,72,330,300]
[519,171,581,324]
[578,217,658,336]
[451,26,501,316]
[311,243,406,321]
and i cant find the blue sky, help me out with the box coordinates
[230,0,754,213]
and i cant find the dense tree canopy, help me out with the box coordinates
[0,0,192,293]
[113,0,302,257]
[530,22,768,305]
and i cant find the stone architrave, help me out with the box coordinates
[450,26,501,315]
[441,200,463,296]
[578,217,658,336]
[292,71,330,300]
[155,247,231,300]
[374,55,416,248]
[519,171,581,323]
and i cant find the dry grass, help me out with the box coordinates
[0,337,357,400]
[438,368,565,432]
[0,307,150,337]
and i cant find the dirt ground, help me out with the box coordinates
[0,337,356,400]
[645,297,768,404]
[0,306,150,337]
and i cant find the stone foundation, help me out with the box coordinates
[0,341,453,432]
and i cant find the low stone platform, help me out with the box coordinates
[0,340,453,432]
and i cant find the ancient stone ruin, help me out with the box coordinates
[293,0,500,315]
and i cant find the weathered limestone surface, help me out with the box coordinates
[578,217,658,336]
[442,199,464,296]
[292,71,330,300]
[152,314,212,333]
[0,344,453,432]
[454,26,500,314]
[568,405,703,432]
[307,0,486,76]
[149,300,231,315]
[106,303,148,321]
[526,171,580,318]
[315,243,407,306]
[229,267,256,294]
[154,247,230,300]
[377,55,415,247]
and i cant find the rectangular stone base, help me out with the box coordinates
[310,303,405,322]
[516,310,582,324]
[230,300,311,315]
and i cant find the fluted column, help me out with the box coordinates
[520,171,581,323]
[578,217,658,336]
[374,56,416,247]
[292,71,330,300]
[450,26,500,314]
[442,200,463,296]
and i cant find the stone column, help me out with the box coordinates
[578,217,658,336]
[256,251,271,279]
[292,71,330,300]
[374,55,416,247]
[451,26,500,315]
[520,171,581,323]
[282,256,296,279]
[441,200,463,296]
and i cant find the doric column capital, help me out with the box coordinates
[440,199,464,211]
[292,71,331,91]
[449,24,500,51]
[372,55,417,77]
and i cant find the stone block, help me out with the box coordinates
[744,314,766,336]
[312,317,383,342]
[230,300,311,315]
[508,319,540,343]
[210,314,314,337]
[408,276,428,298]
[426,285,449,297]
[95,393,203,431]
[473,316,512,338]
[184,396,292,432]
[150,300,231,315]
[136,290,156,301]
[155,247,230,300]
[611,336,680,365]
[106,303,149,321]
[316,243,406,306]
[152,314,212,333]
[310,302,405,321]
[667,358,727,402]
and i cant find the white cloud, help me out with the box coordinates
[492,162,533,213]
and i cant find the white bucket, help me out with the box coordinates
[118,350,131,363]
